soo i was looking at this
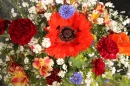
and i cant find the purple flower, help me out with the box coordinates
[70,72,83,85]
[59,5,75,19]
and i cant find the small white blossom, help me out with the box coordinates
[123,18,130,26]
[11,8,17,17]
[11,8,15,13]
[112,67,116,75]
[41,0,53,5]
[33,44,42,53]
[30,0,38,3]
[105,60,114,67]
[97,18,104,25]
[109,20,122,33]
[58,71,66,78]
[85,78,93,86]
[5,38,9,41]
[22,2,29,7]
[0,59,3,64]
[12,13,17,17]
[105,2,114,8]
[69,61,72,66]
[0,75,2,80]
[86,72,92,78]
[24,57,29,64]
[5,56,10,62]
[36,75,40,78]
[55,0,63,4]
[44,13,52,20]
[0,42,4,50]
[16,50,20,54]
[62,64,67,71]
[56,58,64,65]
[88,53,95,57]
[28,37,38,45]
[42,38,51,48]
[52,81,61,86]
[28,6,37,14]
[24,65,29,70]
[20,46,24,52]
[85,0,97,6]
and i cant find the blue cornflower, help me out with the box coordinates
[70,72,83,85]
[105,79,109,83]
[59,5,75,19]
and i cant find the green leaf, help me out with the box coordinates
[62,78,73,86]
[96,76,105,86]
[69,55,86,69]
[119,76,130,86]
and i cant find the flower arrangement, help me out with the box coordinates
[0,0,130,86]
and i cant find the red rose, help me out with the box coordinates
[8,18,37,45]
[92,58,105,76]
[46,68,61,85]
[97,37,119,59]
[0,19,10,35]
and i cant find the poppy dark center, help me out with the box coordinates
[59,26,76,42]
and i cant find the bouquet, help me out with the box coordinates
[0,0,130,86]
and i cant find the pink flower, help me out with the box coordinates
[32,56,54,77]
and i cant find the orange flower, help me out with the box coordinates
[32,56,54,77]
[46,12,93,58]
[108,32,130,56]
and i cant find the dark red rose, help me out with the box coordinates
[92,58,105,76]
[8,18,37,45]
[97,37,119,59]
[0,19,10,35]
[46,68,61,85]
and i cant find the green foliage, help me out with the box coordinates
[70,54,86,69]
[119,76,130,86]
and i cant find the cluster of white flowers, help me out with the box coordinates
[22,2,29,7]
[56,58,67,78]
[11,8,17,17]
[28,6,37,14]
[84,72,96,86]
[42,38,51,48]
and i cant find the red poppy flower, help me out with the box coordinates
[46,12,93,58]
[97,37,119,59]
[92,58,105,76]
